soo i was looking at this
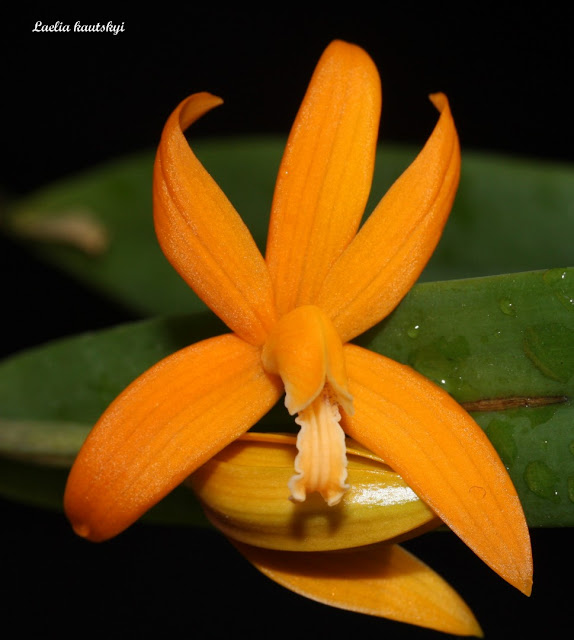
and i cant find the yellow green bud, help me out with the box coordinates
[188,433,438,551]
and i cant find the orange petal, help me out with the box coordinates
[317,93,460,342]
[233,541,483,637]
[154,92,277,346]
[261,305,352,414]
[265,40,382,315]
[64,334,283,542]
[342,344,533,595]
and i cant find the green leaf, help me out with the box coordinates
[0,313,223,426]
[4,140,574,315]
[0,269,572,526]
[0,313,224,529]
[358,268,574,527]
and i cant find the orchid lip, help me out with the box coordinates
[261,305,354,505]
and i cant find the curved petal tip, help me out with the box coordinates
[178,92,223,130]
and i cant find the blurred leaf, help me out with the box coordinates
[0,418,91,467]
[0,456,209,528]
[0,314,225,426]
[4,140,574,315]
[0,269,572,526]
[426,153,574,280]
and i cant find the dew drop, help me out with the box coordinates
[524,460,560,503]
[434,375,465,395]
[543,267,567,285]
[543,268,574,311]
[524,405,557,428]
[409,336,473,396]
[486,419,517,467]
[469,485,486,499]
[523,323,574,383]
[498,297,516,316]
[407,324,420,339]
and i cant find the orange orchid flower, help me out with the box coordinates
[64,38,532,612]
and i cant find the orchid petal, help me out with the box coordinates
[261,305,352,414]
[64,334,283,542]
[265,40,381,315]
[317,93,460,342]
[154,92,277,346]
[342,344,533,595]
[233,541,483,637]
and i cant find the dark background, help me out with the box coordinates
[1,5,572,639]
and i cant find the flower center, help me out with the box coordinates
[261,305,353,505]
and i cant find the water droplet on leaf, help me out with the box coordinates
[407,324,420,339]
[523,323,574,383]
[498,297,516,316]
[524,460,560,503]
[409,336,473,398]
[543,268,574,312]
[486,419,517,467]
[524,405,558,428]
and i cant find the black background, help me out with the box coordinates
[1,5,572,639]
